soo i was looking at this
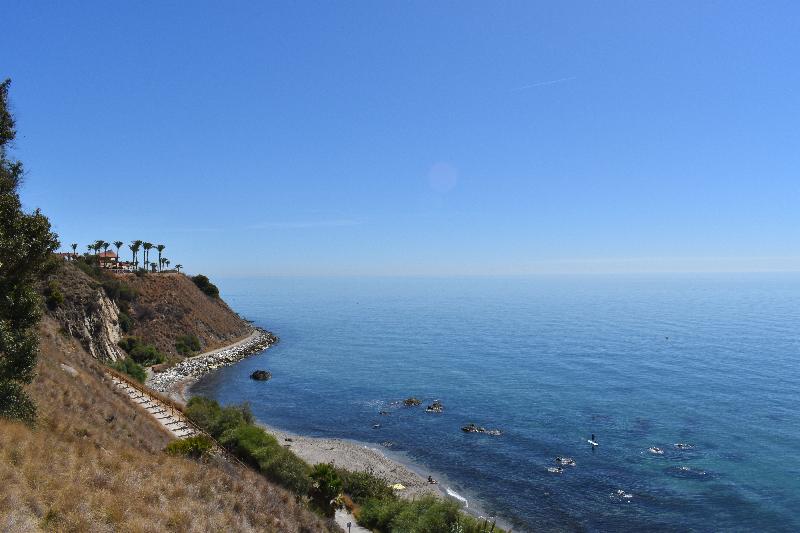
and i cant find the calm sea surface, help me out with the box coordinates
[192,275,800,532]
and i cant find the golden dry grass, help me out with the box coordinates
[0,317,333,533]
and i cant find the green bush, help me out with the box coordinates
[44,280,64,310]
[110,356,146,382]
[185,397,253,439]
[117,336,165,366]
[336,468,395,505]
[175,334,202,356]
[310,463,342,516]
[357,495,505,533]
[191,274,220,298]
[256,445,312,495]
[165,435,214,459]
[118,311,133,333]
[185,396,311,495]
[102,278,137,303]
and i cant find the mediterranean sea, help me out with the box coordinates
[192,274,800,532]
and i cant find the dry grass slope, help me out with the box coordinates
[122,272,252,357]
[0,317,332,533]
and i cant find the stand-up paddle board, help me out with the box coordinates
[588,440,599,446]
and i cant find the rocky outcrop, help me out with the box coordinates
[46,267,126,362]
[250,370,272,381]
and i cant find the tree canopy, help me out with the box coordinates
[0,79,59,421]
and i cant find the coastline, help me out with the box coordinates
[145,328,277,403]
[146,329,503,521]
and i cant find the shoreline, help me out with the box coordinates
[147,328,505,525]
[145,328,277,402]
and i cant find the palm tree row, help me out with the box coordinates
[77,240,182,273]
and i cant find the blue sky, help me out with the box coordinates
[4,1,799,276]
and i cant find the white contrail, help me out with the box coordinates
[512,76,576,91]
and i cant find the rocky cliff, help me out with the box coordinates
[45,262,127,362]
[43,261,252,362]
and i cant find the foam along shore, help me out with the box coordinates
[146,328,277,399]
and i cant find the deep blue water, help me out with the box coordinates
[192,275,800,532]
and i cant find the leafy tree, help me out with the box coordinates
[0,79,59,421]
[155,244,165,271]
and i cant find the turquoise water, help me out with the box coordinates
[192,275,800,531]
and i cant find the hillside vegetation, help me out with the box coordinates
[0,316,332,532]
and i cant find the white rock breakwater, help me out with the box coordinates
[147,329,277,394]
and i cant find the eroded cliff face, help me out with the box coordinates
[45,264,126,362]
[43,260,252,362]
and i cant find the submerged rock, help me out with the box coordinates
[250,370,272,381]
[403,397,422,407]
[555,456,576,467]
[425,400,444,413]
[461,423,502,436]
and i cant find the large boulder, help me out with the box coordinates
[250,370,272,381]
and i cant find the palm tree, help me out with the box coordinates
[70,243,77,257]
[149,262,156,273]
[86,243,92,255]
[102,241,110,255]
[113,241,123,261]
[155,244,165,272]
[143,242,153,270]
[131,240,142,269]
[165,259,170,270]
[175,264,183,273]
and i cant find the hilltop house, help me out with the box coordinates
[97,251,135,272]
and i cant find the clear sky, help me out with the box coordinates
[4,1,799,276]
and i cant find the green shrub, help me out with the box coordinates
[310,463,342,516]
[253,445,312,495]
[118,311,133,333]
[117,336,165,366]
[336,468,396,505]
[357,495,505,533]
[110,357,146,382]
[185,396,310,495]
[44,280,64,310]
[185,397,253,439]
[175,334,202,355]
[102,278,137,303]
[191,274,220,298]
[165,435,214,459]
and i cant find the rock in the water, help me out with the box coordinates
[250,369,272,381]
[403,397,422,407]
[461,422,502,436]
[426,400,444,413]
